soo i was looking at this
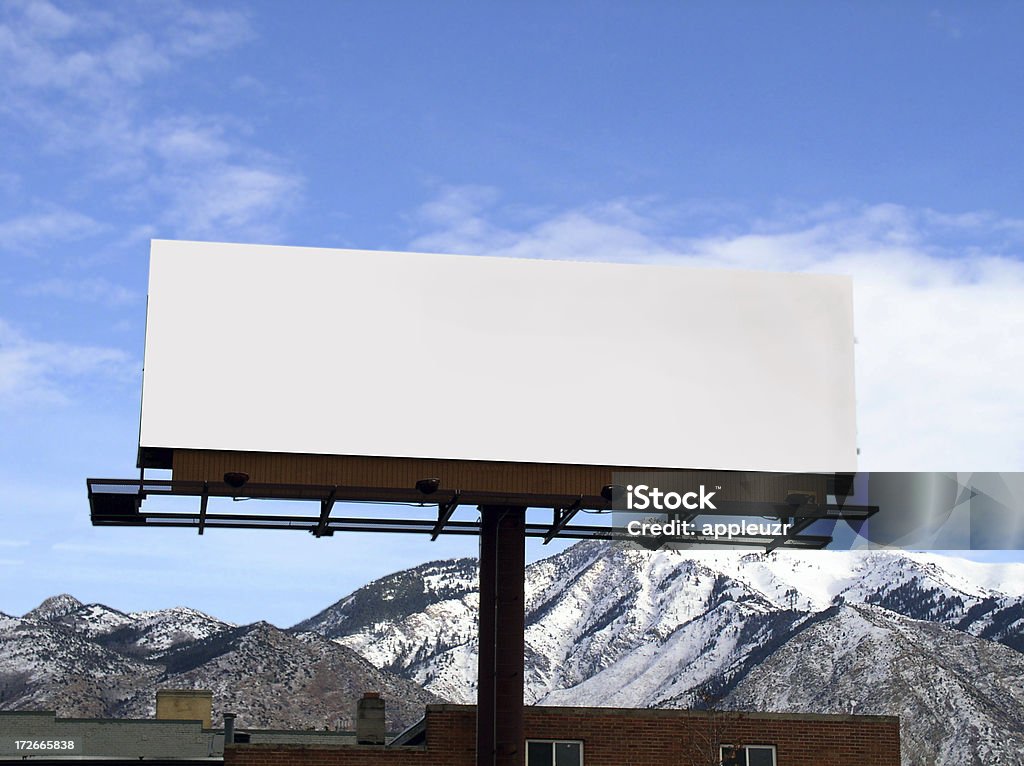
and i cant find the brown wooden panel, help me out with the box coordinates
[171,449,827,503]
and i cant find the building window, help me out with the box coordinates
[720,744,776,766]
[526,739,583,766]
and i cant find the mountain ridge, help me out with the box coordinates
[0,597,440,730]
[294,542,1024,765]
[3,544,1023,765]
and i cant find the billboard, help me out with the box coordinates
[139,240,856,473]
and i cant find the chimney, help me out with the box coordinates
[223,713,236,745]
[356,692,385,745]
[155,689,213,729]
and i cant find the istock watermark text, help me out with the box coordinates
[625,484,718,511]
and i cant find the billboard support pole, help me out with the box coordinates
[477,505,526,766]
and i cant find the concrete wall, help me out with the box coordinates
[0,711,214,758]
[0,712,358,760]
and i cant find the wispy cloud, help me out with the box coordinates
[410,190,1024,471]
[0,318,138,408]
[22,276,138,306]
[159,158,303,241]
[129,116,303,240]
[0,1,251,102]
[928,9,963,40]
[0,208,103,255]
[50,541,176,558]
[0,0,299,242]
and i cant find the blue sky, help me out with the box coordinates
[1,1,1022,626]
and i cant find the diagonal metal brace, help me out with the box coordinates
[764,515,819,553]
[544,495,584,544]
[430,491,461,540]
[198,482,209,536]
[313,486,338,537]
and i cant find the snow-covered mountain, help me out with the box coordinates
[723,603,1024,766]
[294,541,1024,765]
[296,543,1024,703]
[4,543,1023,765]
[292,557,479,692]
[25,595,236,657]
[0,596,439,730]
[0,606,162,717]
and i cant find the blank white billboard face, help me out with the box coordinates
[140,240,856,472]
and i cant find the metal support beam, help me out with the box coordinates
[314,486,338,537]
[86,478,877,548]
[543,495,583,544]
[764,516,820,553]
[477,506,525,766]
[762,497,827,552]
[197,483,209,536]
[431,491,461,541]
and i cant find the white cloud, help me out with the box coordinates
[165,4,254,57]
[0,318,138,407]
[0,1,298,242]
[0,7,165,99]
[149,118,233,164]
[160,163,303,241]
[21,0,77,39]
[0,2,250,98]
[409,191,1024,471]
[50,541,176,557]
[928,9,963,40]
[22,276,138,306]
[130,116,303,239]
[0,208,103,254]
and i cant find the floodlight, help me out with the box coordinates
[224,472,250,489]
[416,478,441,495]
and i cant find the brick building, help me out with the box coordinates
[226,703,900,766]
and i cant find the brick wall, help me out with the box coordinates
[224,705,900,766]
